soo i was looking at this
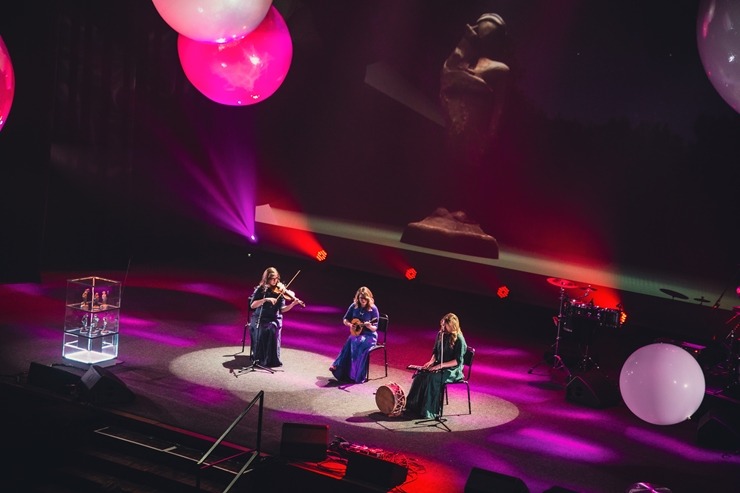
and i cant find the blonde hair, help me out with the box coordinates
[353,286,375,310]
[441,312,461,347]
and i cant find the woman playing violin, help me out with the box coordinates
[330,286,380,383]
[247,267,302,367]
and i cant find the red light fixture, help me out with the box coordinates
[405,268,417,280]
[315,250,328,262]
[497,286,510,299]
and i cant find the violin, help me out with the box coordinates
[272,282,306,307]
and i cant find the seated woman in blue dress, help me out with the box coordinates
[405,313,467,419]
[330,286,380,383]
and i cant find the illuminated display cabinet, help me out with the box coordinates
[63,276,121,364]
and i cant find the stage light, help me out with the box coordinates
[248,234,258,243]
[497,285,510,299]
[315,250,328,262]
[405,268,417,280]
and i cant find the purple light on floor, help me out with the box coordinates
[493,427,620,462]
[123,322,197,348]
[186,384,234,405]
[624,425,740,463]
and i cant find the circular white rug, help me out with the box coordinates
[170,347,519,432]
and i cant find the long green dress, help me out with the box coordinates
[405,332,467,419]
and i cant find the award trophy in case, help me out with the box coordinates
[63,276,121,364]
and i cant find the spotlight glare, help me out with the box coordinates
[497,285,510,298]
[405,268,417,280]
[315,249,328,262]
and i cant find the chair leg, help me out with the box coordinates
[383,348,388,378]
[439,386,446,417]
[466,383,471,414]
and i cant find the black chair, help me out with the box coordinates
[365,313,389,382]
[440,346,475,416]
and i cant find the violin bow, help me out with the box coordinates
[275,270,301,301]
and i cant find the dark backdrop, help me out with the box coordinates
[1,1,738,287]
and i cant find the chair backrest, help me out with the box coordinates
[462,347,475,381]
[376,314,389,344]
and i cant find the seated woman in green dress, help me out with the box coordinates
[405,313,467,419]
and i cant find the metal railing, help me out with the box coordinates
[195,390,265,492]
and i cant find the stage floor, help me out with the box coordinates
[1,251,739,492]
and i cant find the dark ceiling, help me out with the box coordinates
[1,1,738,295]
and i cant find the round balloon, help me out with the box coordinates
[697,0,740,114]
[619,343,705,425]
[153,0,272,43]
[178,6,292,106]
[0,35,16,132]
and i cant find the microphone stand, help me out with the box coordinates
[236,287,277,375]
[416,330,451,432]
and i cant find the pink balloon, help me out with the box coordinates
[0,35,16,132]
[697,0,740,114]
[619,343,705,425]
[177,6,292,106]
[152,0,272,43]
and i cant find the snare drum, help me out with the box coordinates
[375,382,406,417]
[569,302,600,320]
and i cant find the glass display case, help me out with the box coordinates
[63,276,121,364]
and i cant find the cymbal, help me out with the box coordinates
[547,277,579,289]
[694,297,710,304]
[659,288,689,300]
[580,285,598,292]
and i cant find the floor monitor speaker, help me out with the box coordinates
[566,372,620,408]
[27,362,80,396]
[344,450,408,490]
[464,467,530,493]
[280,423,328,462]
[81,365,135,404]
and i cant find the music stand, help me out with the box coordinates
[416,331,451,432]
[528,278,575,380]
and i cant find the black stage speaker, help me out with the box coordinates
[81,365,135,404]
[566,373,620,408]
[280,423,328,462]
[464,467,530,493]
[344,450,408,490]
[27,362,81,396]
[696,408,740,450]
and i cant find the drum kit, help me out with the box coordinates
[529,277,623,377]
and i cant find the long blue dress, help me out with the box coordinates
[330,303,380,383]
[405,332,467,419]
[248,285,286,367]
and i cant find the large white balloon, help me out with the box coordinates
[152,0,273,43]
[619,343,705,425]
[697,0,740,114]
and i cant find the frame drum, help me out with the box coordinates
[376,382,406,417]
